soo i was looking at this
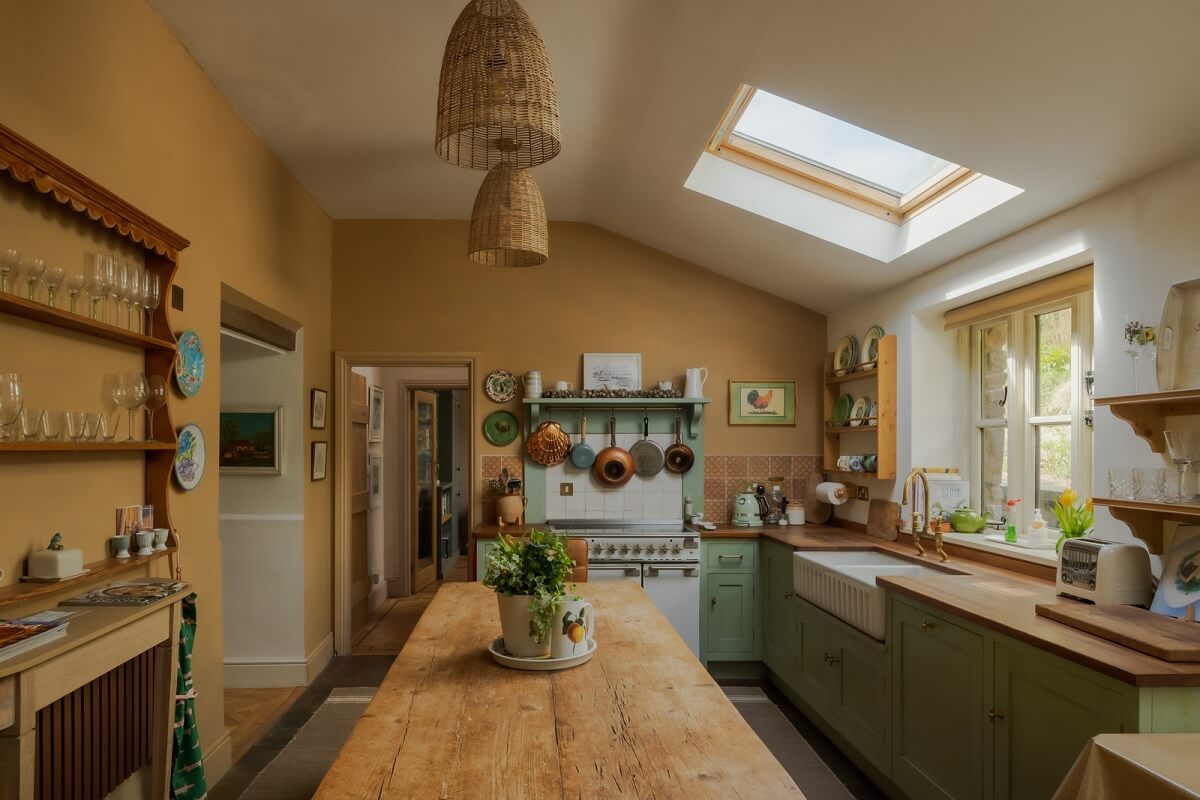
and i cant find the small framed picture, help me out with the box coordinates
[368,385,384,443]
[582,353,642,390]
[728,380,796,425]
[368,453,383,508]
[219,407,283,474]
[311,441,328,481]
[310,388,328,430]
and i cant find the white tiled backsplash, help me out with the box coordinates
[544,432,685,520]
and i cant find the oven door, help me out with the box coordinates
[642,561,700,656]
[588,563,642,584]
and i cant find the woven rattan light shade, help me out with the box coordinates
[469,164,548,267]
[436,0,561,170]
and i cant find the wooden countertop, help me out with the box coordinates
[315,581,803,799]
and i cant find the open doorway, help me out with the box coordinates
[334,354,477,655]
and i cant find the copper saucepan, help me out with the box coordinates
[592,416,634,487]
[664,416,695,474]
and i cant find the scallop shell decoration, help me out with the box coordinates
[525,420,571,466]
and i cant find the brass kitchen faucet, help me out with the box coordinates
[902,468,948,562]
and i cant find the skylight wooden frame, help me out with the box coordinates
[706,84,979,225]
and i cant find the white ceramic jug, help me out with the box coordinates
[684,367,709,398]
[524,370,543,399]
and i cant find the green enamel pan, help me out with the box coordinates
[570,416,596,469]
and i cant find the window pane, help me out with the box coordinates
[979,323,1008,420]
[1036,424,1072,522]
[1037,307,1072,416]
[981,427,1008,519]
[734,90,954,197]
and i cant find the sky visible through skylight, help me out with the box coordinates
[734,89,953,198]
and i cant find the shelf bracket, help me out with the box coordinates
[526,401,540,437]
[689,403,703,439]
[1106,506,1165,554]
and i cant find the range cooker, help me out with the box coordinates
[550,520,700,655]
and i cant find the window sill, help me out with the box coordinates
[939,530,1059,566]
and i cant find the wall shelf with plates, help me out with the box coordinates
[1092,497,1200,555]
[822,334,896,480]
[0,121,189,570]
[1094,388,1200,455]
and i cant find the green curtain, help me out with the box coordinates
[171,593,208,799]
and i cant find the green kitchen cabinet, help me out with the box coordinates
[892,600,986,800]
[991,640,1124,800]
[705,572,756,658]
[796,603,840,717]
[833,624,890,770]
[761,541,799,683]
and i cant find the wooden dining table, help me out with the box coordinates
[315,581,803,799]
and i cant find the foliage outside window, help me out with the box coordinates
[968,293,1093,529]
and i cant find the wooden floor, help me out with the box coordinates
[353,558,468,655]
[224,687,305,764]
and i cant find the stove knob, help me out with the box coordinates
[605,545,616,555]
[620,544,630,554]
[658,544,669,554]
[632,544,642,554]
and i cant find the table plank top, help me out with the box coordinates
[316,581,803,799]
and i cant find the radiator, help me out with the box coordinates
[35,649,155,799]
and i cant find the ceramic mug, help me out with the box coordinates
[554,380,573,392]
[849,455,864,472]
[787,507,806,525]
[837,455,852,470]
[152,528,170,551]
[551,597,595,659]
[657,380,675,392]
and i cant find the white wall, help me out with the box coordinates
[826,150,1200,565]
[352,365,387,612]
[219,330,307,686]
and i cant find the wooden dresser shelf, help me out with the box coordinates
[824,365,879,385]
[0,548,175,607]
[1095,389,1200,454]
[823,335,896,480]
[1092,497,1200,554]
[0,291,176,351]
[0,440,176,452]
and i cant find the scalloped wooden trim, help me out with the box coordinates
[0,122,189,260]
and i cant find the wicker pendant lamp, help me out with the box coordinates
[435,0,561,170]
[468,163,548,267]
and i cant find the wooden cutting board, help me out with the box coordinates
[866,500,900,541]
[1035,602,1200,662]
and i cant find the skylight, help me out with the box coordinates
[685,84,1024,262]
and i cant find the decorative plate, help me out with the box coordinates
[483,410,520,446]
[484,369,517,403]
[833,393,854,427]
[834,336,859,373]
[488,636,596,671]
[869,399,879,421]
[861,325,885,365]
[174,329,205,397]
[849,396,872,427]
[173,423,206,491]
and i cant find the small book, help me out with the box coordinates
[61,578,188,607]
[0,619,69,664]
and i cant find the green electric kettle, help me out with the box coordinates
[950,507,990,533]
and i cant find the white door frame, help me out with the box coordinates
[333,351,478,656]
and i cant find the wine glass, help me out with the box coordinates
[105,255,120,326]
[0,373,22,441]
[86,254,108,320]
[144,374,167,442]
[23,257,45,302]
[1165,430,1200,505]
[130,269,145,333]
[113,259,131,330]
[0,249,18,294]
[43,263,65,308]
[64,271,86,315]
[145,273,161,336]
[1123,313,1148,393]
[118,372,147,442]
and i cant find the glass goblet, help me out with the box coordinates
[145,374,167,442]
[0,372,22,441]
[0,249,19,294]
[145,273,161,336]
[86,255,108,321]
[43,264,65,307]
[23,257,45,302]
[1165,430,1200,504]
[119,372,147,442]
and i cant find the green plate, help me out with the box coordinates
[483,410,519,446]
[833,394,853,428]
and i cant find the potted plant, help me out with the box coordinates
[482,529,575,657]
[1051,488,1094,554]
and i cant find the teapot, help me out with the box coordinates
[950,507,990,533]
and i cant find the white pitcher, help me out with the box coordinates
[684,367,709,398]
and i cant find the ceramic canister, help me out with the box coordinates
[551,597,596,659]
[497,494,528,524]
[524,371,543,399]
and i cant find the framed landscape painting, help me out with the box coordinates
[219,407,282,474]
[582,353,641,390]
[728,381,796,425]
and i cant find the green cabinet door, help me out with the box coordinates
[796,604,840,717]
[762,542,799,681]
[834,629,889,773]
[992,641,1124,800]
[892,601,985,800]
[476,539,499,581]
[705,572,756,657]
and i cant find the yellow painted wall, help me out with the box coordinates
[332,219,826,463]
[0,0,333,777]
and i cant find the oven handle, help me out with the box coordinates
[644,563,700,577]
[591,565,641,577]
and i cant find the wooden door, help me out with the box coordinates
[411,390,438,592]
[349,373,371,636]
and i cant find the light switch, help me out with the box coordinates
[560,483,574,496]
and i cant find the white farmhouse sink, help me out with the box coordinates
[792,550,947,640]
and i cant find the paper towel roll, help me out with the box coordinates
[815,482,849,505]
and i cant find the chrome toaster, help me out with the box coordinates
[1056,537,1153,606]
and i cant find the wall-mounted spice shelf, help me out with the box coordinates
[823,335,896,480]
[1092,496,1200,554]
[0,291,176,351]
[1094,388,1200,454]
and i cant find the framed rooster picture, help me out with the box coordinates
[729,380,796,425]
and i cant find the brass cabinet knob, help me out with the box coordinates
[710,596,717,607]
[920,620,936,632]
[988,709,1005,722]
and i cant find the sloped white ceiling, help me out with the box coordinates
[150,0,1200,311]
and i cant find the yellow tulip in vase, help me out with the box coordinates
[1051,488,1094,554]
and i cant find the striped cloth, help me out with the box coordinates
[172,593,208,799]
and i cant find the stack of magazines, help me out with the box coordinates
[61,577,188,607]
[0,610,76,664]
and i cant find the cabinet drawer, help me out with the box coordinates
[705,541,757,572]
